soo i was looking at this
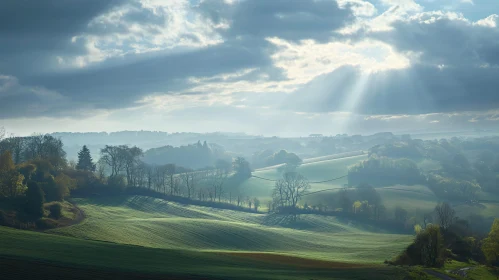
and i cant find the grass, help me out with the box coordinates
[241,154,367,201]
[0,194,415,279]
[48,195,411,264]
[428,260,499,280]
[5,225,408,280]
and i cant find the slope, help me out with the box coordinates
[49,195,411,263]
[1,226,411,280]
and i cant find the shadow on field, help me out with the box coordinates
[0,256,223,280]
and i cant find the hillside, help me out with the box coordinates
[242,153,499,220]
[49,195,411,263]
[241,154,367,200]
[1,225,415,280]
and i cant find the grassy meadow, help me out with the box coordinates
[241,154,367,201]
[49,195,412,263]
[3,225,414,280]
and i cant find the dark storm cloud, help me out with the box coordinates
[199,0,354,42]
[0,0,127,75]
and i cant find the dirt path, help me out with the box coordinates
[67,199,86,227]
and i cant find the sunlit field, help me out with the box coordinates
[241,154,367,200]
[49,195,411,264]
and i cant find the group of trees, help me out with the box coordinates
[393,202,499,270]
[348,156,425,187]
[142,141,231,170]
[251,149,302,169]
[0,134,67,168]
[336,184,387,221]
[0,134,74,221]
[368,136,499,200]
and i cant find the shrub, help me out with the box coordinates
[48,203,62,219]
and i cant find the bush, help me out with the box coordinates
[48,203,62,219]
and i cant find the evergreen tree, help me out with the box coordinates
[76,145,96,172]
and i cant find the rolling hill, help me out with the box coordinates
[49,195,412,264]
[241,154,367,201]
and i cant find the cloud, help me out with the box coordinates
[198,0,355,42]
[1,0,499,137]
[375,12,499,67]
[284,64,499,115]
[0,0,127,76]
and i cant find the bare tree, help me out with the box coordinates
[181,172,197,199]
[253,198,260,212]
[100,145,126,176]
[123,146,143,186]
[272,172,310,209]
[434,202,456,230]
[209,168,228,202]
[164,164,176,195]
[236,193,243,206]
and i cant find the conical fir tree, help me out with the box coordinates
[76,145,96,172]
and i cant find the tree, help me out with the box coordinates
[233,157,252,179]
[209,168,228,202]
[272,172,310,210]
[434,202,456,230]
[25,181,45,218]
[0,151,26,198]
[100,145,126,177]
[0,150,15,171]
[181,172,197,199]
[76,145,96,172]
[338,188,352,212]
[123,146,143,186]
[395,206,409,223]
[409,224,445,267]
[165,164,176,195]
[253,198,260,211]
[482,218,499,266]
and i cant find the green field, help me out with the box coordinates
[242,154,367,201]
[2,225,415,280]
[0,193,415,279]
[241,153,499,219]
[49,195,411,263]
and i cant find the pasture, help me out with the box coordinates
[49,195,412,264]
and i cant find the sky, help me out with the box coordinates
[1,0,498,137]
